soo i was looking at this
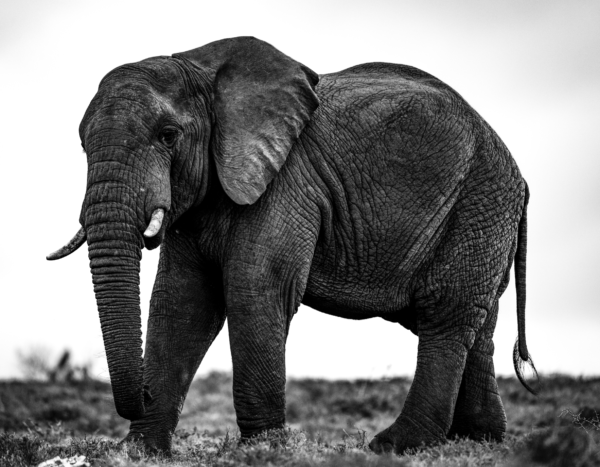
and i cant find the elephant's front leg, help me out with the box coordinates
[224,237,313,438]
[126,232,225,452]
[227,302,288,437]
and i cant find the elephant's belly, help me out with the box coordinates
[302,266,418,334]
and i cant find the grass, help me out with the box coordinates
[1,373,599,466]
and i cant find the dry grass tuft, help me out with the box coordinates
[506,408,600,467]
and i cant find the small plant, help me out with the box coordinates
[561,408,600,432]
[215,429,236,456]
[334,428,369,453]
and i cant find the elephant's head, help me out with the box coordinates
[48,37,319,421]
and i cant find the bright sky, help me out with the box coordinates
[1,0,599,381]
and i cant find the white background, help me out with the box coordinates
[1,0,599,381]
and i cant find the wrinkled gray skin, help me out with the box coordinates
[49,37,536,454]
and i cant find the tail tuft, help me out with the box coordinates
[513,338,541,395]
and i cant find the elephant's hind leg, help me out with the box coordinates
[370,188,519,453]
[448,246,516,443]
[369,296,485,454]
[447,299,506,441]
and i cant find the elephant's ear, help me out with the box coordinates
[174,37,319,205]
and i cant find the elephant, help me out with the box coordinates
[48,36,538,454]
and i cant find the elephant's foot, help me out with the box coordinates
[369,418,445,455]
[238,419,286,443]
[237,425,289,447]
[123,423,174,455]
[447,403,506,442]
[447,418,505,442]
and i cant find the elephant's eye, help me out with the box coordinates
[159,128,179,148]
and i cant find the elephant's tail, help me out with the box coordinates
[513,182,540,395]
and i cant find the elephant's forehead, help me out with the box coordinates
[101,57,182,91]
[83,67,189,129]
[97,58,187,108]
[100,81,179,114]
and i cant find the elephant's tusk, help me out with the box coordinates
[144,208,165,238]
[46,227,87,260]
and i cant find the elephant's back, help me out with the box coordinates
[324,62,437,81]
[319,62,467,103]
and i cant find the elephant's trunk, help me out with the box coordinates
[85,181,147,421]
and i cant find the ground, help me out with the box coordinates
[1,373,599,466]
